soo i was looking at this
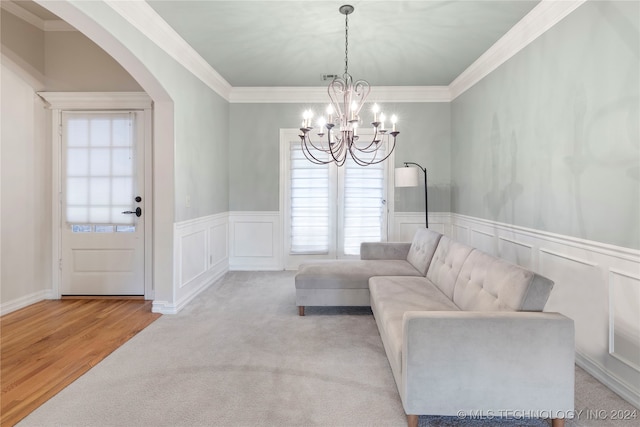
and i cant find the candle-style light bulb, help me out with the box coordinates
[326,105,334,123]
[372,103,380,122]
[350,101,358,120]
[317,117,326,130]
[380,113,386,131]
[353,122,358,136]
[391,115,398,132]
[307,110,314,128]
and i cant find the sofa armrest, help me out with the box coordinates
[361,242,411,260]
[401,311,575,417]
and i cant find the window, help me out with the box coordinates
[282,129,390,267]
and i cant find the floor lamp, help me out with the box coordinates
[395,162,428,228]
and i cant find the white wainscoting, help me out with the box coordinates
[228,212,282,271]
[450,214,640,408]
[390,212,452,241]
[154,213,229,314]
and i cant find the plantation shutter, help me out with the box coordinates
[341,145,386,255]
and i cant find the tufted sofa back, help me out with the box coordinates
[425,236,473,299]
[406,228,443,275]
[452,250,554,312]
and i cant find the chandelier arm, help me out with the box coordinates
[348,134,398,166]
[329,135,347,165]
[353,127,381,152]
[304,133,333,153]
[353,138,380,153]
[364,137,398,165]
[301,135,333,165]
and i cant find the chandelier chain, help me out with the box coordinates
[344,12,349,75]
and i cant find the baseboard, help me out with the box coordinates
[175,265,228,313]
[576,352,640,409]
[152,263,227,314]
[0,289,55,316]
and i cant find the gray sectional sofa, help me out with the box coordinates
[295,228,575,427]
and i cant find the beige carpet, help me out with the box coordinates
[19,271,637,427]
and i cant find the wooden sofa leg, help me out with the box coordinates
[298,306,305,316]
[551,419,565,427]
[407,414,418,427]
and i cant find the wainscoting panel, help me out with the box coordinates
[390,212,451,242]
[167,213,229,314]
[210,223,228,268]
[179,230,207,287]
[609,269,640,372]
[470,228,496,255]
[498,236,534,270]
[229,212,282,270]
[450,214,640,408]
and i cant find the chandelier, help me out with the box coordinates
[299,4,399,167]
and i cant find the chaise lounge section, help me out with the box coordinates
[295,228,575,426]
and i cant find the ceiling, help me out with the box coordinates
[12,0,541,88]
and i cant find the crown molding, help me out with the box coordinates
[1,0,75,31]
[449,0,587,100]
[104,0,232,101]
[73,0,584,104]
[229,86,451,103]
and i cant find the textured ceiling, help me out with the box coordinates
[147,0,540,87]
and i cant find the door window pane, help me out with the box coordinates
[63,112,137,225]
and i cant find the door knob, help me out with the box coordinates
[122,207,142,217]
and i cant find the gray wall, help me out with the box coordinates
[451,0,639,249]
[173,80,229,220]
[229,102,451,212]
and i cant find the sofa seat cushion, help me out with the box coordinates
[369,276,460,377]
[296,260,421,290]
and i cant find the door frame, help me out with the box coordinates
[39,92,154,300]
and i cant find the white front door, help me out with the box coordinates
[60,111,145,295]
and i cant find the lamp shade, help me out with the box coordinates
[395,167,420,187]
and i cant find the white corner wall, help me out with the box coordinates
[0,61,52,315]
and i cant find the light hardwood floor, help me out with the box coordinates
[0,299,161,427]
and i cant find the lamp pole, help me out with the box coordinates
[403,162,428,228]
